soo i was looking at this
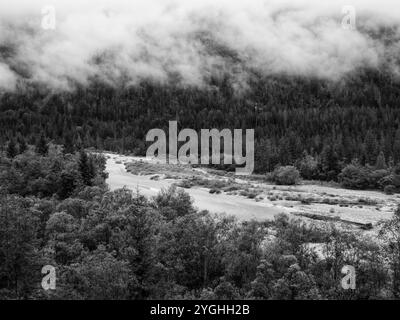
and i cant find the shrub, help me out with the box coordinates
[209,188,221,194]
[340,163,400,192]
[153,186,194,219]
[339,164,370,189]
[369,169,390,189]
[247,192,257,199]
[379,174,400,189]
[298,154,319,180]
[223,185,240,192]
[384,185,396,195]
[272,166,301,185]
[300,197,312,205]
[177,179,193,189]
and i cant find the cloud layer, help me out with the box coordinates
[0,0,400,91]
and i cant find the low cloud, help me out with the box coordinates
[0,0,399,91]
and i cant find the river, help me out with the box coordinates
[105,154,287,221]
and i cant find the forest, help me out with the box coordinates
[2,64,400,299]
[1,68,400,186]
[1,145,400,300]
[2,0,400,302]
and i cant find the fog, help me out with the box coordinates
[0,0,399,91]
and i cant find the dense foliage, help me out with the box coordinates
[2,69,400,186]
[1,146,400,299]
[271,166,300,185]
[338,158,400,193]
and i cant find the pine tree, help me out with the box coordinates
[63,132,75,154]
[88,157,96,182]
[320,143,340,181]
[364,130,378,165]
[375,151,387,170]
[394,129,400,165]
[78,150,94,186]
[18,136,28,154]
[0,195,40,298]
[35,134,48,156]
[75,133,83,150]
[298,151,318,180]
[6,139,18,158]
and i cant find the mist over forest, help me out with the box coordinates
[2,0,400,302]
[1,0,400,89]
[2,1,400,178]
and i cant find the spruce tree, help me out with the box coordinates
[18,136,28,154]
[364,130,378,165]
[394,129,400,165]
[375,151,387,170]
[63,132,75,154]
[320,143,340,180]
[78,150,94,186]
[6,139,18,158]
[35,134,48,156]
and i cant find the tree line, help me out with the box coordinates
[1,68,400,185]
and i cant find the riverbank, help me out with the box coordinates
[103,153,398,230]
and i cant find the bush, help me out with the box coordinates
[369,169,390,189]
[272,166,301,185]
[300,197,313,205]
[153,186,194,219]
[247,192,257,199]
[339,164,370,189]
[384,185,396,195]
[223,185,240,192]
[209,188,221,194]
[379,174,400,189]
[177,179,193,189]
[340,162,400,192]
[298,154,319,180]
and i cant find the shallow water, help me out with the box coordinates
[105,155,285,221]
